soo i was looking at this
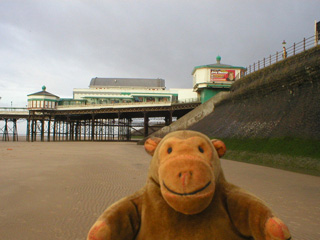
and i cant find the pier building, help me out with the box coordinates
[27,86,60,109]
[70,78,182,106]
[193,56,246,103]
[27,78,198,109]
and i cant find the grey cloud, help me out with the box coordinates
[0,0,319,106]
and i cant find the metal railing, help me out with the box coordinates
[56,100,172,109]
[173,97,201,104]
[0,97,201,112]
[0,107,28,111]
[247,35,319,74]
[56,97,201,109]
[0,107,29,115]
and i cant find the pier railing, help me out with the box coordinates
[247,34,318,74]
[56,97,201,109]
[0,97,201,113]
[0,107,29,115]
[0,107,28,112]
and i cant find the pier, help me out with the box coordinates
[0,102,200,142]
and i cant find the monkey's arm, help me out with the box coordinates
[225,186,291,240]
[87,196,140,240]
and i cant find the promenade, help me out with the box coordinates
[0,142,319,239]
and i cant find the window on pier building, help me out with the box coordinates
[134,97,143,102]
[146,97,155,102]
[172,95,178,102]
[158,97,168,102]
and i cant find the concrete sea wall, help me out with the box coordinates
[190,45,320,140]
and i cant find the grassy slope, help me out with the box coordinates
[220,138,320,176]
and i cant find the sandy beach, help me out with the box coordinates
[0,141,319,239]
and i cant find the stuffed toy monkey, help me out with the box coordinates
[87,130,291,240]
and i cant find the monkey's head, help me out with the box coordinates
[144,130,226,215]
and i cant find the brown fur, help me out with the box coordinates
[87,130,291,240]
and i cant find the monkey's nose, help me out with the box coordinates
[178,171,193,187]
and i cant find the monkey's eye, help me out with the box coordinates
[167,147,172,154]
[198,146,204,153]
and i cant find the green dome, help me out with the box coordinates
[42,85,46,91]
[216,55,221,63]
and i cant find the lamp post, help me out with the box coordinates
[282,40,287,59]
[315,20,319,46]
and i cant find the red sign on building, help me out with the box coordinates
[210,69,236,82]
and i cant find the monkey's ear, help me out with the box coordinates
[144,137,162,156]
[211,139,226,158]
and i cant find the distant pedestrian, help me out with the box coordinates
[282,46,287,59]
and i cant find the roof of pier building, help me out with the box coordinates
[192,55,246,75]
[27,86,59,98]
[89,78,166,89]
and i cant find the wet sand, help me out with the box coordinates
[0,142,319,239]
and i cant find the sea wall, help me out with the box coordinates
[190,45,320,140]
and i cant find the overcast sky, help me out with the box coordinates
[1,0,319,107]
